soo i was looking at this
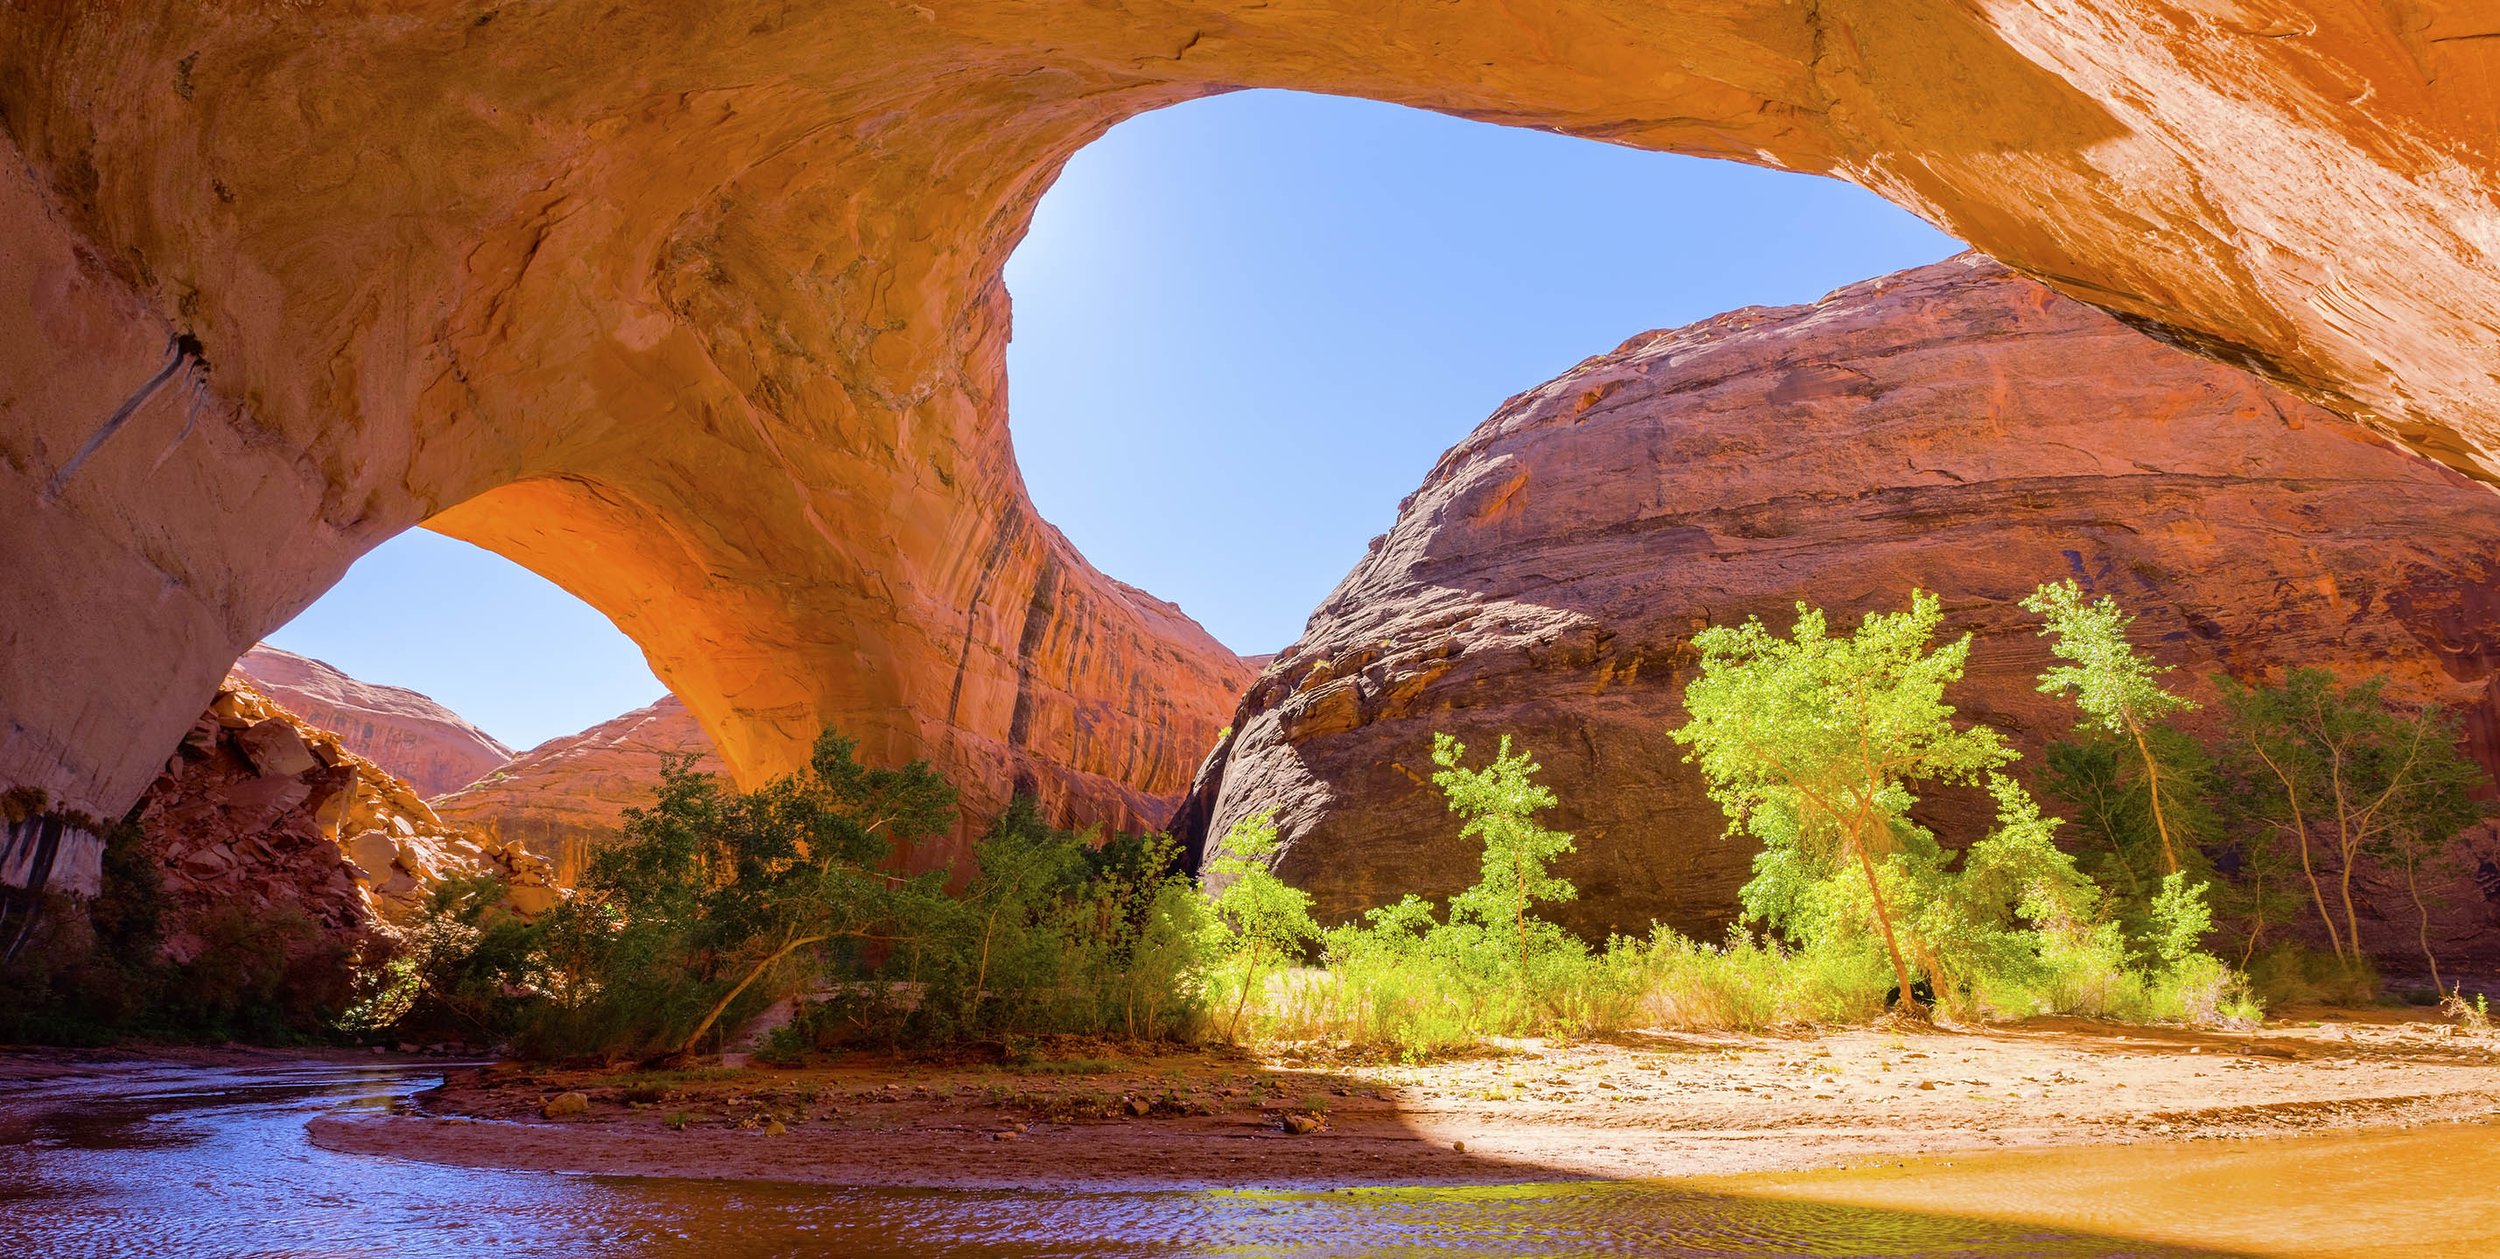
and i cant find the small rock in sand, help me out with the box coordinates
[541,1092,590,1120]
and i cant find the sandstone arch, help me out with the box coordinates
[7,2,2500,885]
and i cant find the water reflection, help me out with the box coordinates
[0,1061,2215,1257]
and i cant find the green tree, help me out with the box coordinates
[1672,591,2013,1016]
[540,735,957,1057]
[1203,811,1319,1038]
[2146,871,2215,974]
[2218,670,2489,980]
[673,734,957,1054]
[1431,733,1579,986]
[2021,581,2200,874]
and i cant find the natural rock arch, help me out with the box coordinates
[7,1,2499,885]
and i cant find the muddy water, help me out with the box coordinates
[0,1058,2449,1257]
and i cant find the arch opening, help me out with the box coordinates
[8,0,2500,899]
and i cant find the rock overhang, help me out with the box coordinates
[5,1,2499,885]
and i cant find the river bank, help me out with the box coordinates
[307,1008,2500,1191]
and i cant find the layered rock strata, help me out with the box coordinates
[432,696,726,887]
[133,676,562,966]
[10,2,2500,889]
[1177,257,2500,965]
[235,646,513,797]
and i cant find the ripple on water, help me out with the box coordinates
[0,1063,2209,1258]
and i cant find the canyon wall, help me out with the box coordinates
[8,2,2500,887]
[432,696,725,888]
[130,675,561,969]
[1175,257,2500,965]
[235,646,513,798]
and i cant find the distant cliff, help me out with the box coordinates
[432,696,724,887]
[236,646,513,797]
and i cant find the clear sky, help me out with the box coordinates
[267,89,1960,751]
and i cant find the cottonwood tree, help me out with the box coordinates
[2218,670,2489,981]
[568,733,959,1057]
[1672,591,2012,1017]
[1431,733,1578,986]
[1203,811,1319,1038]
[2021,581,2202,875]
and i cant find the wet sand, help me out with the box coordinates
[1700,1121,2500,1258]
[311,1009,2500,1195]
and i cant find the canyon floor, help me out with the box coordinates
[308,1007,2500,1192]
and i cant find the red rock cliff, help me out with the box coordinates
[1177,257,2500,965]
[235,646,513,798]
[9,2,2499,889]
[132,675,561,967]
[432,696,725,888]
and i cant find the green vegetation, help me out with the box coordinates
[1201,811,1318,1038]
[9,579,2484,1057]
[1670,591,2015,1016]
[2215,669,2488,990]
[1433,734,1579,989]
[0,816,360,1045]
[372,738,1210,1060]
[2022,580,2203,874]
[1663,591,2253,1028]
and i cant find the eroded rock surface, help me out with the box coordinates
[432,696,725,888]
[133,676,562,966]
[234,646,513,797]
[1177,257,2500,963]
[9,2,2500,888]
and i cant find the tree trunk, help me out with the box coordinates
[2253,741,2343,963]
[968,905,1001,1027]
[2337,851,2365,972]
[1854,839,1922,1018]
[679,933,829,1057]
[2129,722,2181,874]
[1513,847,1529,993]
[1228,942,1264,1041]
[2402,856,2443,993]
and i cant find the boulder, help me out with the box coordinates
[342,831,399,884]
[234,720,319,779]
[1178,257,2500,967]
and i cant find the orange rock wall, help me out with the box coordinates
[432,696,726,888]
[1176,257,2500,963]
[236,646,514,798]
[7,3,2500,877]
[137,676,561,966]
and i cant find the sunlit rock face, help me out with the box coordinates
[1175,257,2500,963]
[234,647,513,798]
[432,696,726,888]
[7,2,2500,882]
[134,676,561,966]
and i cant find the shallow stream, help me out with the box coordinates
[0,1059,2479,1257]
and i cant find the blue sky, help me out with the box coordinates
[268,89,1959,751]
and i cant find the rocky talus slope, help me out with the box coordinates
[133,676,561,966]
[234,645,513,797]
[1177,256,2500,964]
[433,696,725,888]
[15,2,2500,896]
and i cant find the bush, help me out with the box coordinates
[1627,928,1890,1031]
